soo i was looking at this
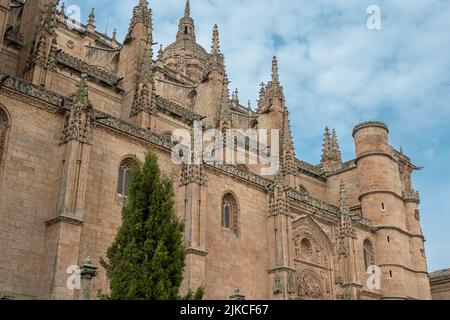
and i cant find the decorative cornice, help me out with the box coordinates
[155,96,203,123]
[55,51,123,89]
[371,226,424,239]
[355,151,395,165]
[92,109,173,151]
[287,188,373,228]
[296,159,324,179]
[358,189,403,202]
[186,247,208,257]
[0,72,66,108]
[268,266,296,274]
[207,163,272,190]
[377,263,429,276]
[353,121,389,137]
[45,214,84,228]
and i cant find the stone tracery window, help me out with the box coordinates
[117,157,140,196]
[363,239,375,270]
[221,193,239,236]
[300,238,313,257]
[0,107,9,169]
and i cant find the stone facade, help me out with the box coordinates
[0,0,432,300]
[430,269,450,300]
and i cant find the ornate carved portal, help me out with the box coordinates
[291,216,334,300]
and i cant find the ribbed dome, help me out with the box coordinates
[160,39,209,63]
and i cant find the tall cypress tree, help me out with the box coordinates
[100,151,201,300]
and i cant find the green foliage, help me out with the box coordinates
[182,287,205,300]
[100,151,201,300]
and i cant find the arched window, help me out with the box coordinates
[221,193,239,236]
[249,120,258,130]
[117,157,140,196]
[0,106,10,169]
[363,239,375,270]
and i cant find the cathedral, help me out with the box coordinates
[0,0,432,300]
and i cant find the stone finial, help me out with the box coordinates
[229,286,245,300]
[337,181,356,252]
[86,8,96,33]
[88,8,95,25]
[62,74,93,144]
[339,180,349,212]
[80,256,98,300]
[231,88,239,105]
[74,73,90,106]
[272,56,280,85]
[211,24,220,54]
[176,0,196,41]
[112,29,117,43]
[331,129,342,162]
[322,127,331,158]
[184,0,191,18]
[219,75,232,128]
[59,2,65,17]
[131,35,156,117]
[264,57,284,101]
[127,0,152,37]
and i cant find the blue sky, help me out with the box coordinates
[69,0,450,272]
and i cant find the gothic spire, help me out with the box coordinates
[209,24,225,74]
[211,24,220,54]
[177,0,196,41]
[265,56,284,104]
[87,8,95,26]
[331,129,342,162]
[63,74,93,144]
[127,0,152,37]
[219,75,232,128]
[321,127,331,163]
[140,33,154,81]
[272,56,280,85]
[184,0,190,18]
[131,34,156,117]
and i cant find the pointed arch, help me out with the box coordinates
[291,215,335,300]
[221,191,240,236]
[292,215,334,254]
[363,238,375,270]
[116,155,141,196]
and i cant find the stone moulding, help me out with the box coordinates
[0,71,373,229]
[185,248,208,257]
[296,159,325,180]
[354,151,395,165]
[207,163,272,190]
[45,214,84,228]
[403,189,420,203]
[92,109,174,151]
[55,51,123,89]
[0,72,66,109]
[156,95,203,123]
[352,121,389,137]
[287,188,373,228]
